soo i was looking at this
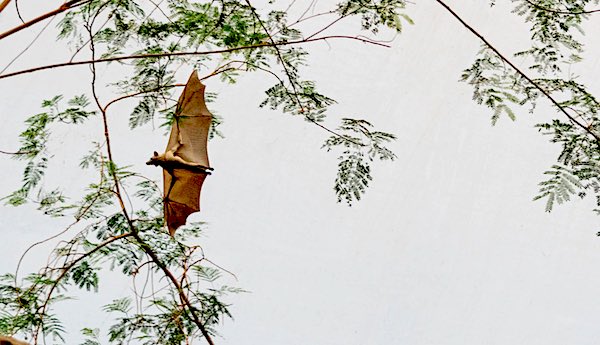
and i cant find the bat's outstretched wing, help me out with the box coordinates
[163,171,208,234]
[163,71,212,236]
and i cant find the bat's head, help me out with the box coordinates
[146,151,160,166]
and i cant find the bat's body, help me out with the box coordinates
[146,71,213,235]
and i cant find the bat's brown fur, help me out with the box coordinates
[0,336,30,345]
[146,144,212,173]
[147,131,213,173]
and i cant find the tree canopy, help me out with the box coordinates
[1,0,600,344]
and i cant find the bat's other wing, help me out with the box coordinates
[163,169,208,235]
[165,71,211,167]
[163,71,213,236]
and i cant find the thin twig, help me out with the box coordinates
[0,35,390,80]
[15,0,22,22]
[305,8,357,40]
[148,0,172,22]
[103,83,185,112]
[69,15,111,63]
[435,0,600,142]
[0,149,33,155]
[0,16,55,74]
[272,10,336,36]
[522,0,600,15]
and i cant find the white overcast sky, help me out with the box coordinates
[2,1,600,344]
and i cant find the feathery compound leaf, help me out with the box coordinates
[534,165,583,212]
[323,118,396,205]
[129,97,155,129]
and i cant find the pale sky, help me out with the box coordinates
[2,1,600,344]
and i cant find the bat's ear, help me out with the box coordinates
[153,151,159,157]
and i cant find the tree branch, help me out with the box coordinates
[435,0,600,142]
[0,0,11,14]
[0,0,90,41]
[0,35,390,80]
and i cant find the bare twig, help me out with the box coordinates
[0,16,55,74]
[103,83,185,112]
[14,0,23,22]
[305,8,358,40]
[272,10,336,36]
[69,15,111,63]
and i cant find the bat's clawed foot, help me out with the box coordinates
[197,165,213,175]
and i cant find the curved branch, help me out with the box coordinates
[435,0,600,142]
[102,83,185,112]
[0,35,390,80]
[101,64,243,113]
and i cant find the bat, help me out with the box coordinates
[147,71,213,236]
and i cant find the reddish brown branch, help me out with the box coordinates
[0,36,389,80]
[0,0,90,41]
[0,0,11,14]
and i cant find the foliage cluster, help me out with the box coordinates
[3,0,600,343]
[0,0,408,343]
